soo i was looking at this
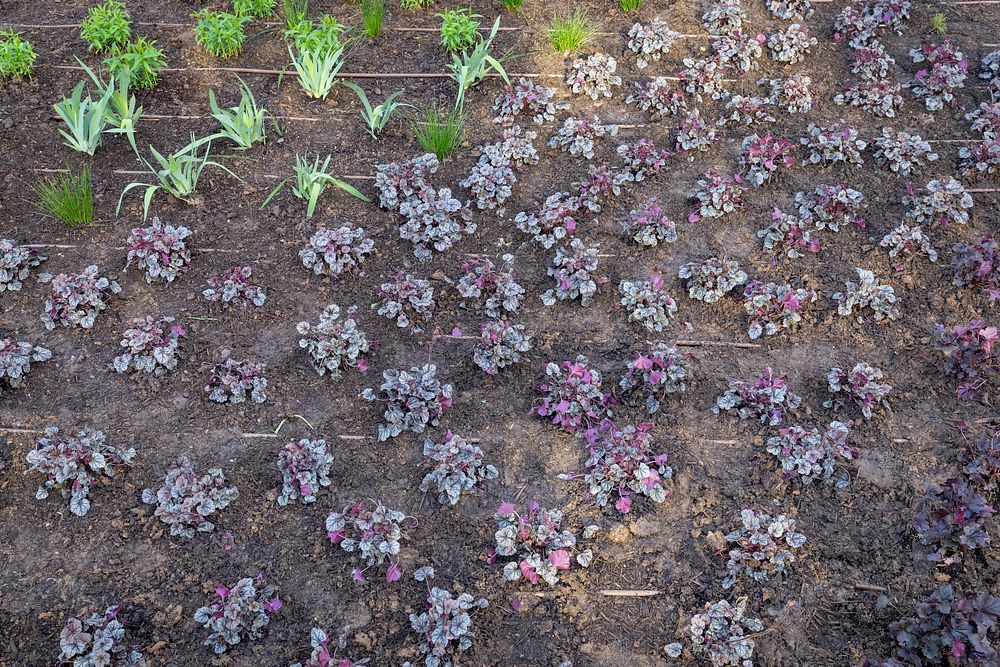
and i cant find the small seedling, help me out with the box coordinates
[285,14,345,55]
[142,456,239,537]
[620,274,677,333]
[455,255,524,318]
[265,153,370,217]
[832,268,899,323]
[194,575,281,653]
[620,0,644,12]
[934,319,999,400]
[678,256,747,303]
[892,584,1000,666]
[0,240,46,294]
[766,421,856,486]
[825,363,891,419]
[493,78,566,126]
[914,477,994,564]
[473,320,532,375]
[907,40,968,110]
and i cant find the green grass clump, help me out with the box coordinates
[501,0,524,9]
[437,8,481,52]
[0,29,38,78]
[619,0,644,11]
[930,12,948,35]
[412,106,465,159]
[233,0,277,17]
[192,9,251,58]
[548,10,593,53]
[400,0,433,8]
[361,0,386,37]
[34,167,94,227]
[104,36,167,89]
[283,0,310,28]
[80,0,131,53]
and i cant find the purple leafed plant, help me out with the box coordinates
[205,358,268,404]
[374,153,438,211]
[376,272,435,332]
[113,316,186,376]
[456,255,525,319]
[711,31,764,74]
[702,0,746,35]
[719,94,777,127]
[825,363,891,419]
[619,274,677,333]
[473,319,532,375]
[623,197,677,247]
[300,226,374,278]
[873,129,938,176]
[833,268,899,323]
[758,209,821,258]
[124,217,192,283]
[618,342,692,414]
[627,20,681,69]
[968,101,1000,141]
[361,364,452,441]
[721,508,806,588]
[880,224,938,264]
[548,116,618,160]
[59,605,146,667]
[676,109,722,157]
[0,338,51,395]
[739,134,796,187]
[981,50,1000,93]
[892,584,1000,666]
[297,304,371,380]
[276,438,333,506]
[958,136,1000,182]
[405,567,488,667]
[907,40,968,111]
[461,127,539,215]
[962,434,1000,497]
[767,23,815,63]
[765,421,856,486]
[934,320,999,400]
[420,431,498,505]
[904,178,974,227]
[0,238,46,294]
[834,80,903,118]
[687,598,764,667]
[834,0,911,47]
[801,122,867,166]
[678,256,748,303]
[713,367,801,426]
[398,186,475,261]
[565,53,622,100]
[142,456,239,537]
[515,191,584,249]
[626,76,688,119]
[26,426,135,517]
[851,41,895,81]
[767,0,813,20]
[533,355,612,432]
[491,501,593,586]
[951,234,1000,304]
[616,138,671,184]
[540,238,607,307]
[760,72,814,113]
[741,280,816,340]
[492,77,566,126]
[326,499,413,583]
[193,574,281,654]
[40,265,121,329]
[914,477,994,565]
[688,170,746,221]
[795,184,866,230]
[202,265,266,308]
[290,627,370,667]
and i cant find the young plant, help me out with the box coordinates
[492,501,593,585]
[934,320,999,400]
[795,184,866,230]
[203,265,267,308]
[962,434,1000,497]
[548,116,619,160]
[688,170,746,221]
[626,76,688,119]
[277,438,333,505]
[192,9,251,58]
[566,53,622,100]
[761,71,814,113]
[53,80,112,156]
[680,55,732,102]
[447,17,510,111]
[398,186,475,261]
[288,43,347,99]
[0,240,46,295]
[407,567,488,665]
[290,627,370,667]
[767,23,816,63]
[623,197,677,247]
[76,59,142,152]
[360,0,386,37]
[194,575,281,654]
[514,191,584,249]
[285,14,346,55]
[892,584,1000,666]
[907,40,968,110]
[739,134,797,187]
[208,77,266,149]
[493,78,565,126]
[958,136,1000,181]
[767,0,813,20]
[343,82,410,139]
[40,265,121,330]
[758,209,821,258]
[684,598,764,667]
[765,421,856,487]
[267,153,368,217]
[873,129,938,176]
[548,10,594,54]
[205,358,268,404]
[719,94,775,126]
[234,0,277,18]
[721,508,806,589]
[825,363,891,419]
[801,122,867,167]
[300,226,374,278]
[375,272,435,331]
[540,238,607,307]
[400,0,433,7]
[26,427,135,517]
[620,274,678,333]
[361,364,452,441]
[113,316,187,376]
[952,234,1000,303]
[620,0,644,9]
[125,217,192,283]
[880,224,938,264]
[412,106,465,160]
[851,41,896,81]
[326,499,413,582]
[455,255,524,318]
[420,431,498,504]
[473,320,532,375]
[142,456,239,537]
[58,606,145,666]
[678,257,747,303]
[33,167,94,227]
[914,477,995,564]
[437,8,480,52]
[702,0,747,35]
[904,177,974,228]
[834,80,903,118]
[297,304,371,379]
[104,36,167,90]
[741,280,817,340]
[711,31,763,74]
[80,0,130,53]
[833,268,900,323]
[675,109,722,158]
[0,29,37,78]
[713,367,801,426]
[0,339,52,396]
[626,20,681,69]
[532,355,611,433]
[619,343,692,415]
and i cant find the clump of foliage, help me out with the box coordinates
[284,14,345,55]
[880,224,938,264]
[688,170,747,221]
[420,431,498,505]
[124,217,192,283]
[0,339,52,395]
[714,367,801,426]
[362,364,453,441]
[618,343,692,415]
[277,438,333,506]
[297,304,371,380]
[375,153,439,211]
[721,508,807,589]
[767,23,816,63]
[289,627,370,667]
[801,122,867,166]
[711,31,763,74]
[548,116,618,160]
[767,0,813,20]
[833,0,912,47]
[626,77,688,119]
[833,268,900,323]
[533,355,611,433]
[622,197,677,247]
[951,234,1000,303]
[834,80,903,118]
[796,184,866,230]
[619,274,677,333]
[473,320,532,375]
[514,191,584,249]
[825,363,891,419]
[33,166,94,227]
[104,36,168,90]
[851,41,896,81]
[461,127,539,215]
[0,29,37,78]
[758,208,821,258]
[142,455,239,537]
[326,499,412,582]
[958,136,1000,182]
[192,9,250,58]
[58,605,145,667]
[905,177,974,228]
[492,501,592,585]
[203,265,267,308]
[455,255,524,319]
[719,94,776,126]
[702,0,747,35]
[760,71,814,113]
[962,435,1000,497]
[739,134,797,187]
[907,40,968,110]
[626,20,681,69]
[397,186,474,261]
[26,426,135,517]
[541,239,607,307]
[678,256,747,303]
[0,239,45,295]
[675,109,722,157]
[873,129,938,176]
[565,53,622,100]
[980,51,1000,98]
[376,272,435,332]
[616,138,671,183]
[741,280,816,340]
[113,316,186,376]
[405,566,488,667]
[892,584,1000,666]
[300,226,374,278]
[234,0,276,17]
[194,575,281,653]
[437,8,480,52]
[205,358,268,405]
[80,0,131,53]
[492,78,566,126]
[765,421,856,486]
[687,598,764,667]
[934,320,999,400]
[548,10,594,54]
[914,477,995,564]
[40,265,121,330]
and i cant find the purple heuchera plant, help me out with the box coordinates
[297,304,371,380]
[765,421,856,486]
[767,23,815,64]
[907,40,968,111]
[892,584,1000,666]
[193,574,281,654]
[420,431,498,505]
[880,224,938,265]
[626,76,688,119]
[616,138,671,184]
[619,343,692,415]
[719,94,777,127]
[473,320,532,375]
[678,257,748,303]
[40,265,121,330]
[290,627,370,667]
[767,0,813,20]
[205,358,268,404]
[540,238,607,307]
[958,136,1000,182]
[904,178,974,227]
[834,81,903,118]
[202,265,266,308]
[0,338,52,395]
[627,20,681,69]
[124,217,192,283]
[565,53,622,100]
[277,438,333,506]
[675,109,722,158]
[26,426,135,517]
[491,501,593,586]
[825,363,891,419]
[834,0,911,47]
[962,434,1000,497]
[760,72,814,113]
[742,280,817,339]
[455,255,524,319]
[0,238,46,295]
[833,268,899,322]
[404,566,488,667]
[873,129,938,176]
[688,170,746,221]
[795,184,866,230]
[934,320,999,400]
[375,153,439,211]
[398,186,475,261]
[711,31,764,75]
[702,0,746,35]
[721,508,807,588]
[142,456,239,537]
[300,226,374,278]
[758,208,822,258]
[548,116,618,160]
[623,196,677,247]
[532,355,612,433]
[713,368,801,426]
[851,41,896,81]
[461,126,539,216]
[619,274,677,333]
[801,122,867,166]
[376,272,435,332]
[492,77,566,126]
[113,316,186,376]
[914,477,994,565]
[739,134,797,187]
[951,234,1000,303]
[59,605,146,667]
[326,499,412,583]
[686,597,764,667]
[361,364,453,441]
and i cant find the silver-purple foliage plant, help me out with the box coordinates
[202,265,266,308]
[618,342,692,415]
[277,438,333,506]
[205,358,268,404]
[193,574,281,654]
[420,431,498,505]
[142,455,239,537]
[0,338,51,395]
[713,367,801,426]
[325,499,413,583]
[124,217,192,283]
[297,304,371,380]
[40,265,121,329]
[721,508,807,589]
[300,226,374,278]
[361,363,453,441]
[58,605,146,667]
[113,316,186,376]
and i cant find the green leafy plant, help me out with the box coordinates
[208,77,266,149]
[361,0,386,37]
[437,8,481,52]
[80,0,131,53]
[619,0,644,11]
[501,0,524,9]
[78,58,142,153]
[33,167,94,227]
[548,10,593,53]
[192,9,251,58]
[283,0,310,29]
[104,36,167,89]
[54,81,112,155]
[284,15,346,54]
[412,105,465,159]
[233,0,277,18]
[0,29,37,78]
[263,154,370,217]
[117,135,240,220]
[289,44,346,99]
[930,12,948,35]
[401,0,433,8]
[447,17,509,110]
[343,81,412,138]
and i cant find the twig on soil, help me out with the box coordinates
[853,583,889,592]
[597,589,663,597]
[0,427,43,434]
[675,339,761,349]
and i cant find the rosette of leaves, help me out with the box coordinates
[760,71,814,113]
[616,138,671,184]
[873,129,938,176]
[626,77,688,119]
[326,499,412,583]
[626,20,680,69]
[907,40,968,111]
[678,56,730,104]
[547,116,618,160]
[541,238,607,307]
[688,170,746,221]
[961,434,1000,498]
[58,605,146,667]
[361,364,453,441]
[299,226,374,278]
[473,320,532,375]
[492,77,566,126]
[0,338,51,394]
[461,128,540,215]
[113,316,186,376]
[800,122,867,166]
[958,136,1000,181]
[678,257,747,303]
[765,421,856,486]
[296,304,370,380]
[398,186,475,261]
[374,153,439,211]
[914,477,994,565]
[951,234,1000,303]
[702,0,746,35]
[741,280,817,340]
[619,275,677,333]
[205,358,268,404]
[675,109,722,158]
[290,627,371,667]
[758,208,821,258]
[375,272,435,332]
[40,265,121,330]
[721,508,806,588]
[193,575,281,654]
[833,268,900,323]
[142,456,238,537]
[933,320,999,400]
[0,238,46,294]
[825,363,891,419]
[892,584,1000,666]
[492,501,593,586]
[405,567,488,667]
[565,53,622,100]
[967,101,1000,140]
[767,23,816,63]
[711,31,763,74]
[686,598,764,666]
[834,80,903,118]
[880,224,938,264]
[905,178,974,227]
[739,134,797,187]
[850,40,895,81]
[26,426,135,517]
[713,367,801,426]
[720,94,776,126]
[619,343,691,415]
[767,0,813,20]
[514,191,583,249]
[420,431,498,505]
[277,438,333,506]
[202,265,266,308]
[623,197,677,247]
[795,184,866,230]
[455,255,524,319]
[124,217,192,283]
[532,355,611,432]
